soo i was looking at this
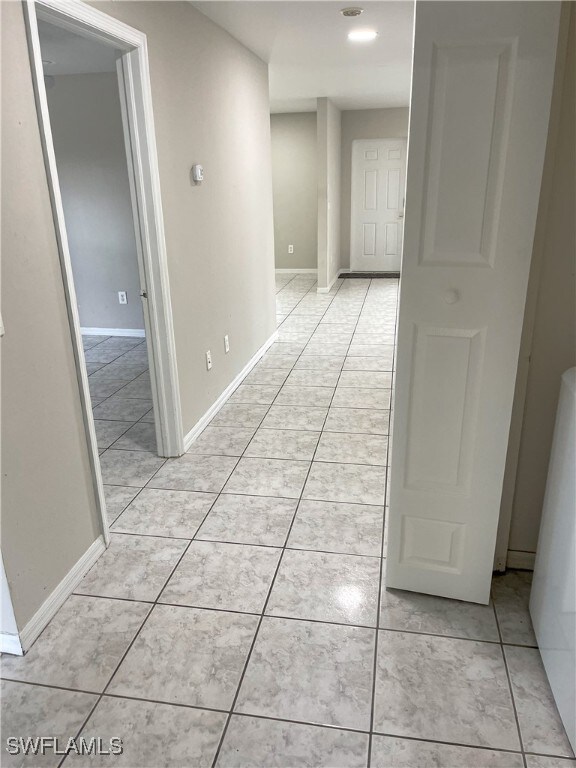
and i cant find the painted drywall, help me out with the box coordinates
[45,72,144,331]
[1,2,102,629]
[317,97,341,290]
[90,1,276,434]
[340,108,410,268]
[508,6,576,555]
[270,112,317,270]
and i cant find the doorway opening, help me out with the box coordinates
[24,0,184,540]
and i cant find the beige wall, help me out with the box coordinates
[91,1,276,434]
[317,97,341,289]
[1,2,102,629]
[1,0,276,628]
[271,112,317,270]
[508,5,576,555]
[46,72,144,331]
[340,108,410,268]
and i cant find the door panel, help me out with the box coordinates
[351,139,407,272]
[387,1,561,603]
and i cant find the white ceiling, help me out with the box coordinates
[38,20,119,76]
[191,1,414,113]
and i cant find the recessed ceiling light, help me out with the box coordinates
[347,28,378,42]
[341,7,363,17]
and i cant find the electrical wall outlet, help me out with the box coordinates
[224,335,230,354]
[205,350,212,370]
[288,244,294,254]
[118,291,127,305]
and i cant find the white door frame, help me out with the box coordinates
[23,0,184,540]
[350,138,407,273]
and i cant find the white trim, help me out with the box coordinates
[24,0,183,462]
[184,332,278,451]
[80,327,146,338]
[275,268,318,275]
[506,550,536,571]
[317,269,345,294]
[19,536,106,653]
[0,633,23,656]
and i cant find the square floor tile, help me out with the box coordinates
[112,488,216,538]
[217,715,368,768]
[492,571,536,646]
[228,384,281,405]
[267,549,380,626]
[380,569,499,641]
[343,357,393,372]
[288,499,383,556]
[302,343,351,357]
[93,397,153,422]
[1,680,97,768]
[347,344,394,358]
[89,379,129,399]
[187,426,255,457]
[77,533,187,601]
[293,356,345,371]
[285,369,341,388]
[108,604,258,709]
[113,422,157,452]
[505,646,574,757]
[161,540,281,612]
[261,405,328,431]
[72,696,226,768]
[104,484,139,524]
[258,354,299,370]
[275,385,335,407]
[242,367,289,386]
[338,371,392,389]
[196,494,297,547]
[324,407,389,435]
[370,735,523,768]
[114,375,153,400]
[374,630,520,750]
[94,420,132,449]
[148,454,238,492]
[224,457,310,498]
[333,387,391,410]
[315,432,388,466]
[99,450,165,487]
[1,595,149,692]
[235,616,374,730]
[525,757,576,768]
[304,462,386,505]
[210,403,268,429]
[245,428,320,460]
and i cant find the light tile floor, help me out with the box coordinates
[2,273,574,768]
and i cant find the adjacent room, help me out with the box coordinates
[38,21,158,457]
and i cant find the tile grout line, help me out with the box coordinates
[367,279,399,768]
[209,276,352,765]
[491,591,528,767]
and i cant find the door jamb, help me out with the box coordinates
[23,0,184,541]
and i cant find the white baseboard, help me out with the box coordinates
[80,327,145,338]
[275,268,318,274]
[183,331,278,451]
[0,632,23,656]
[507,550,536,571]
[18,536,106,654]
[317,269,344,294]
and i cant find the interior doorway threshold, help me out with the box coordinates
[342,271,400,279]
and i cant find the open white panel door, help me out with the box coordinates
[387,1,561,604]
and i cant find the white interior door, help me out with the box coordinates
[350,139,406,272]
[387,1,561,604]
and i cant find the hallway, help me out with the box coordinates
[2,276,573,767]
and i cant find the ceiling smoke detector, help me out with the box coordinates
[341,7,364,17]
